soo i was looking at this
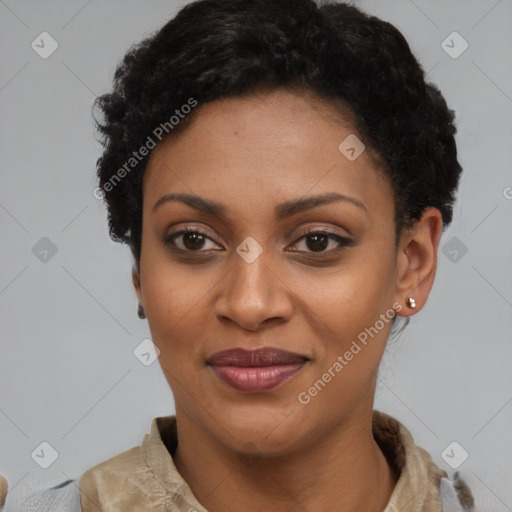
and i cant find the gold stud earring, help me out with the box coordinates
[405,297,416,309]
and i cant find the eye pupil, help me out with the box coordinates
[184,232,205,250]
[306,234,328,252]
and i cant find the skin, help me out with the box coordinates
[132,88,443,512]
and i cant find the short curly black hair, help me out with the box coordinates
[93,0,462,269]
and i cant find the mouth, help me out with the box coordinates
[206,347,310,393]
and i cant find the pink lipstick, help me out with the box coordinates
[207,347,309,392]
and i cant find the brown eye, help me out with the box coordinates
[165,228,221,252]
[291,230,353,254]
[182,232,206,250]
[305,233,329,252]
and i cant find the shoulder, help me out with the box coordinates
[82,445,142,476]
[79,445,165,510]
[439,472,477,512]
[0,474,7,509]
[2,478,81,512]
[79,445,144,491]
[1,447,144,512]
[372,411,479,511]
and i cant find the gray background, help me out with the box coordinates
[1,0,511,509]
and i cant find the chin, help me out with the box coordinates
[212,405,307,453]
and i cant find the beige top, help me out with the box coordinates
[78,409,460,512]
[0,474,7,509]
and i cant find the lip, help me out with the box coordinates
[207,347,309,393]
[207,347,309,366]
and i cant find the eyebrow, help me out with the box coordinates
[151,191,368,220]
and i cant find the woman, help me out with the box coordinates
[2,0,476,510]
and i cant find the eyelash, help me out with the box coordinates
[164,227,353,257]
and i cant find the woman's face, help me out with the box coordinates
[135,88,407,455]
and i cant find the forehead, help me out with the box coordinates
[143,88,394,222]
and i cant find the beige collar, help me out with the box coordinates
[79,410,448,511]
[373,411,448,511]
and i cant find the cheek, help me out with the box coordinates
[289,245,395,332]
[140,251,210,364]
[140,233,212,322]
[294,277,393,426]
[289,245,396,388]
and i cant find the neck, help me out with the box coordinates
[173,405,397,512]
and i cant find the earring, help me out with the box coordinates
[138,304,146,319]
[405,297,416,309]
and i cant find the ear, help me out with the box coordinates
[132,264,143,307]
[394,207,443,317]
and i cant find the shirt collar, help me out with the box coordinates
[373,410,448,511]
[140,409,448,512]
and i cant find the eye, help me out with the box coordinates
[165,228,222,252]
[164,227,353,255]
[289,229,353,254]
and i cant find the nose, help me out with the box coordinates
[214,247,294,331]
